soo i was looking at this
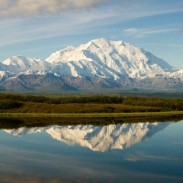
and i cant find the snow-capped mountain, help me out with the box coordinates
[47,38,173,79]
[2,56,51,74]
[0,38,182,91]
[4,122,170,152]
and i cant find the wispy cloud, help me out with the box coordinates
[122,27,182,38]
[0,1,182,48]
[0,4,182,50]
[0,11,110,48]
[0,0,106,17]
[143,43,183,48]
[123,152,181,162]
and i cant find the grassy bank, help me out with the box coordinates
[0,94,183,113]
[0,93,183,121]
[1,111,183,118]
[0,94,183,127]
[0,112,183,129]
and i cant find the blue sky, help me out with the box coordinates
[0,0,183,67]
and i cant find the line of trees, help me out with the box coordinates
[0,94,124,104]
[0,99,22,109]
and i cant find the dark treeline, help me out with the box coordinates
[0,94,123,104]
[0,93,183,111]
[0,99,22,109]
[0,116,183,129]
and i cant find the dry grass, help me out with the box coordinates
[1,111,183,118]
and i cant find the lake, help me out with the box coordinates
[0,118,183,183]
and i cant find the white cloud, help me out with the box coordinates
[122,27,182,38]
[0,0,105,17]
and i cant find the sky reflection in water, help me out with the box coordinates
[0,120,183,183]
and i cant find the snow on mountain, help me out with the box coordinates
[4,127,47,136]
[0,62,6,71]
[168,69,183,81]
[2,56,51,74]
[4,122,170,152]
[0,70,13,82]
[0,38,182,91]
[46,38,174,79]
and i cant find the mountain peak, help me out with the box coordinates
[89,37,110,44]
[0,38,183,91]
[87,38,126,49]
[46,38,174,79]
[3,55,27,65]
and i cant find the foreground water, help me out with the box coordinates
[0,119,183,183]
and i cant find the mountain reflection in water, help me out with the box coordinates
[4,122,170,152]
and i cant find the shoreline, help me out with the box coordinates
[1,111,183,118]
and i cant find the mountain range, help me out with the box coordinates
[4,122,170,152]
[0,38,183,91]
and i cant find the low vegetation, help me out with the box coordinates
[0,93,183,114]
[1,115,183,129]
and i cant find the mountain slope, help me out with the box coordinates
[47,38,174,79]
[2,56,51,74]
[1,73,76,91]
[0,38,182,91]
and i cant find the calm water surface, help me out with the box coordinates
[0,119,183,183]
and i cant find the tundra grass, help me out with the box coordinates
[1,111,183,118]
